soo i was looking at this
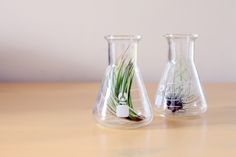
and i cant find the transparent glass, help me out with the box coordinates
[93,35,153,129]
[155,34,207,117]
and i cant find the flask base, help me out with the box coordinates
[93,115,153,129]
[156,105,207,118]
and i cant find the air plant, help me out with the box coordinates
[106,58,145,122]
[164,57,198,113]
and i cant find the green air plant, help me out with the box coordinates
[107,59,145,122]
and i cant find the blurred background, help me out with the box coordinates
[0,0,235,82]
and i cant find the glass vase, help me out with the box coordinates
[155,34,207,117]
[93,35,153,129]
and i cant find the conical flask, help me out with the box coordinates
[155,34,207,117]
[93,35,153,128]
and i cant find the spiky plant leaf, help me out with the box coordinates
[107,59,145,121]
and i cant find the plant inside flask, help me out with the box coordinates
[107,59,145,122]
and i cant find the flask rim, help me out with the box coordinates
[164,34,198,39]
[105,35,142,41]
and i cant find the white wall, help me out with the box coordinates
[0,0,235,82]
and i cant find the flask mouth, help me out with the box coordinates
[164,34,198,39]
[105,35,142,41]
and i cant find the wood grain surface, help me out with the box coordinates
[0,83,235,157]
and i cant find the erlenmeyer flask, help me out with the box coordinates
[155,34,207,117]
[93,35,153,129]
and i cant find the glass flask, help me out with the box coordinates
[155,34,207,117]
[93,35,153,129]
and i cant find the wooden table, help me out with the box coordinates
[0,83,235,157]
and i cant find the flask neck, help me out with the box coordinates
[166,34,197,63]
[105,35,141,65]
